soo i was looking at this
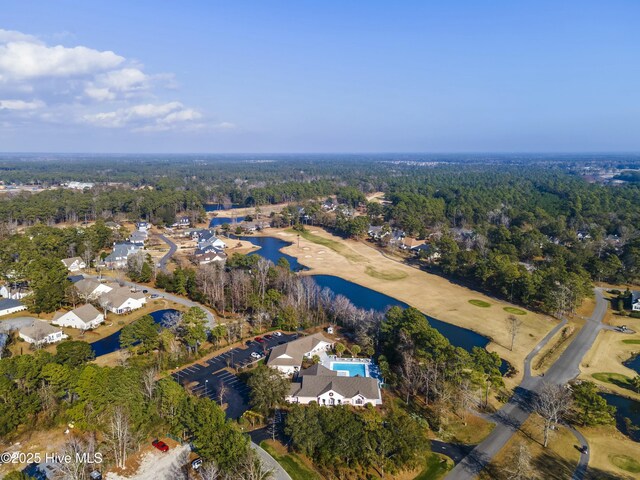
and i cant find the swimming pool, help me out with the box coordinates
[330,362,368,377]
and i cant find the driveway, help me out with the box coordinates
[106,444,191,480]
[155,234,177,273]
[446,289,607,480]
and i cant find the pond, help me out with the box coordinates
[601,393,640,442]
[204,203,239,212]
[90,309,179,357]
[623,354,640,376]
[209,216,245,228]
[313,274,491,353]
[239,235,498,358]
[234,235,306,271]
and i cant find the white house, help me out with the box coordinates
[0,283,31,300]
[266,333,333,375]
[99,287,146,314]
[632,292,640,312]
[136,221,150,232]
[286,364,382,406]
[0,299,27,317]
[75,278,113,300]
[61,256,87,272]
[19,320,67,345]
[52,304,104,330]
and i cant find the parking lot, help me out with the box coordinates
[171,332,297,418]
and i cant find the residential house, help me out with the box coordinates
[266,333,334,375]
[367,225,387,240]
[401,237,425,250]
[0,282,31,300]
[99,287,146,314]
[128,230,148,245]
[66,181,94,190]
[193,247,227,265]
[74,278,113,300]
[102,242,143,269]
[104,221,121,230]
[52,304,105,330]
[0,298,27,317]
[196,230,227,250]
[61,256,87,272]
[136,221,150,232]
[171,216,191,228]
[632,292,640,312]
[19,320,67,345]
[287,364,382,406]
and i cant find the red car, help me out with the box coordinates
[255,337,265,343]
[264,334,273,340]
[152,439,169,452]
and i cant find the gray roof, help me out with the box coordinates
[298,363,337,377]
[0,298,24,310]
[74,278,103,296]
[61,256,84,267]
[267,333,333,368]
[289,369,379,400]
[20,320,61,339]
[53,304,101,323]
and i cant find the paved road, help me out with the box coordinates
[156,233,177,273]
[446,290,607,479]
[251,441,292,480]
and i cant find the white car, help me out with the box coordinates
[272,331,282,337]
[251,352,262,359]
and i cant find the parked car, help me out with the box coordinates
[272,331,282,337]
[152,439,169,452]
[264,334,273,340]
[143,289,148,294]
[580,445,588,454]
[251,352,262,359]
[191,457,203,470]
[150,294,160,299]
[255,337,265,343]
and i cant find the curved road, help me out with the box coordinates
[446,289,607,479]
[156,233,178,273]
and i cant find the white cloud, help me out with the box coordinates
[0,99,45,110]
[0,28,233,133]
[0,36,124,81]
[83,102,202,130]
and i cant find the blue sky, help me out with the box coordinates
[0,1,638,153]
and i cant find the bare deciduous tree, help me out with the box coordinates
[198,461,220,480]
[533,382,572,447]
[504,443,535,480]
[506,315,523,351]
[142,367,158,401]
[105,406,132,468]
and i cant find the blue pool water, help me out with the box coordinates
[331,362,368,377]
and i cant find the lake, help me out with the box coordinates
[601,393,640,442]
[90,309,179,357]
[240,234,496,355]
[209,216,245,227]
[623,354,640,376]
[204,203,239,212]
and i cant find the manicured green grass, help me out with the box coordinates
[365,265,408,281]
[414,454,453,480]
[592,372,637,392]
[503,306,527,315]
[610,454,640,473]
[622,339,640,345]
[469,299,491,308]
[260,441,323,480]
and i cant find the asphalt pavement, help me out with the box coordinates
[170,333,298,419]
[445,290,607,480]
[156,233,177,273]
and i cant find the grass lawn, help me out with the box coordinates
[413,454,453,480]
[260,441,322,480]
[622,339,640,345]
[469,299,491,308]
[503,306,527,315]
[610,454,640,474]
[592,372,637,392]
[365,265,408,281]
